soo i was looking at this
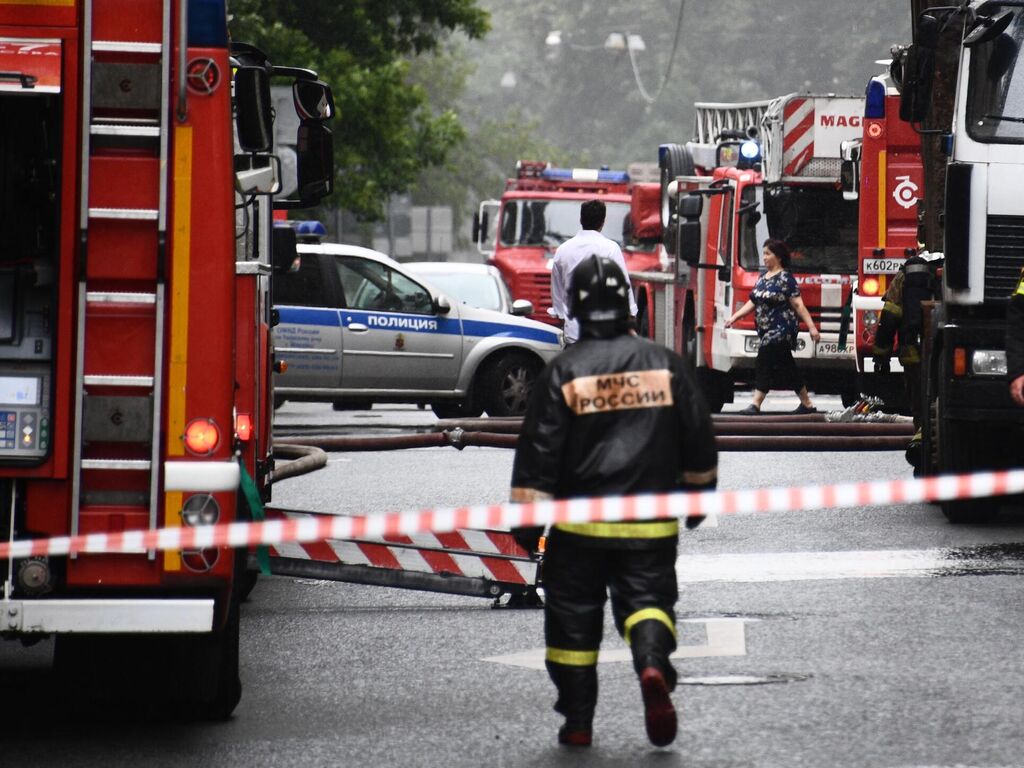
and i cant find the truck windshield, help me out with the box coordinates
[966,9,1024,143]
[755,185,858,274]
[499,199,632,249]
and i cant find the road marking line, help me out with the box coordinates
[676,547,1024,584]
[482,618,751,670]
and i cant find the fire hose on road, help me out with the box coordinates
[274,415,916,456]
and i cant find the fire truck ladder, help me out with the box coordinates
[692,99,772,144]
[258,507,542,606]
[70,0,175,556]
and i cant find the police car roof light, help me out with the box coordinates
[864,78,886,119]
[294,220,327,241]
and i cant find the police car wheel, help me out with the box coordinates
[482,353,540,417]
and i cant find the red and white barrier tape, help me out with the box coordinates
[3,469,1024,562]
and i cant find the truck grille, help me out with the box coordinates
[803,307,845,333]
[985,215,1024,300]
[515,271,553,317]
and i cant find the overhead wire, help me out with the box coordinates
[627,0,685,105]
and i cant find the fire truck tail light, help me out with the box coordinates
[953,347,968,377]
[865,78,886,119]
[181,494,220,526]
[235,413,253,441]
[861,277,880,296]
[184,418,221,455]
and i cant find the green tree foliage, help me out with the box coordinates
[228,0,490,219]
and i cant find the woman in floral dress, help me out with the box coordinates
[725,239,820,414]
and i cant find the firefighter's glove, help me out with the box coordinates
[511,525,544,556]
[873,356,891,374]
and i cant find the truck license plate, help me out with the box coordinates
[862,258,905,274]
[815,341,848,357]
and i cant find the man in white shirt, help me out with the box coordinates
[550,199,638,343]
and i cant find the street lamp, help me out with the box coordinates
[604,32,646,52]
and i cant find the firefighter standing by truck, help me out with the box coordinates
[872,250,942,468]
[510,255,718,748]
[1006,268,1024,408]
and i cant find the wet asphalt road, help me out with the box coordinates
[3,398,1024,767]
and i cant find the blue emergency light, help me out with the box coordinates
[864,78,886,119]
[295,220,327,240]
[740,140,761,162]
[541,167,630,183]
[187,0,228,46]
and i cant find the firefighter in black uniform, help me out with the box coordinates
[1007,267,1024,407]
[509,255,718,748]
[872,251,941,469]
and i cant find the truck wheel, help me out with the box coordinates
[695,367,727,413]
[481,353,540,417]
[636,289,650,338]
[659,144,696,256]
[52,603,241,721]
[682,313,698,368]
[936,412,999,524]
[188,597,242,721]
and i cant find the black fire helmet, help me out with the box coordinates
[569,254,630,324]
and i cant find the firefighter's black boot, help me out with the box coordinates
[630,619,678,746]
[547,662,596,747]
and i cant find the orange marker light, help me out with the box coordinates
[861,276,880,296]
[953,347,968,377]
[184,418,220,455]
[235,413,253,442]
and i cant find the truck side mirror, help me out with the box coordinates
[234,66,273,153]
[840,158,859,201]
[678,194,703,219]
[296,121,333,203]
[677,194,703,266]
[293,79,335,120]
[272,226,299,273]
[899,43,935,123]
[473,210,489,244]
[900,14,941,123]
[963,9,1013,48]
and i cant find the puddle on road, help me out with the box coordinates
[678,543,1024,584]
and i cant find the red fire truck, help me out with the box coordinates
[633,94,864,411]
[841,66,926,406]
[0,0,333,717]
[473,161,663,325]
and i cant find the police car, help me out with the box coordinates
[272,238,564,418]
